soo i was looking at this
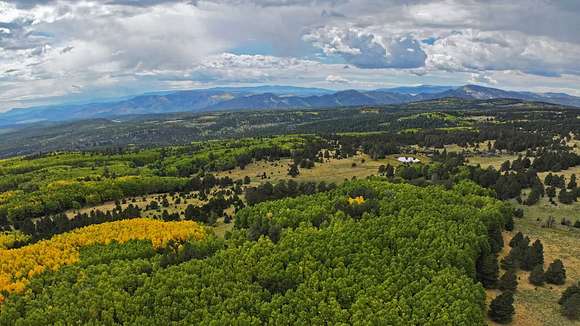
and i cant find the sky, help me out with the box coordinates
[1,0,580,112]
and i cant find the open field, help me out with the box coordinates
[467,154,520,169]
[486,197,580,326]
[538,165,580,184]
[65,193,236,238]
[218,153,430,185]
[65,192,205,219]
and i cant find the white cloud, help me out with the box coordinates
[468,72,497,85]
[325,74,349,83]
[304,25,427,69]
[425,30,580,77]
[2,0,580,111]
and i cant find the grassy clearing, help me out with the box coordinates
[217,153,430,185]
[66,193,236,238]
[467,154,519,169]
[486,198,580,326]
[65,192,205,219]
[538,165,580,184]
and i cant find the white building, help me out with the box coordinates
[397,156,421,163]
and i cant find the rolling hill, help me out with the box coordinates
[1,84,579,127]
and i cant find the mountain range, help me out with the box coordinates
[1,84,579,127]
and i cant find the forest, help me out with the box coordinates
[0,180,511,324]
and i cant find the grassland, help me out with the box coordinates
[537,165,580,184]
[486,196,580,326]
[217,153,430,185]
[467,154,520,169]
[65,191,236,238]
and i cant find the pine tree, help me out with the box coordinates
[288,164,300,178]
[498,270,518,292]
[520,247,534,271]
[559,283,580,305]
[385,164,395,178]
[528,265,545,286]
[505,214,514,231]
[476,253,499,289]
[568,174,577,190]
[501,252,519,271]
[488,224,504,253]
[545,259,567,285]
[509,232,524,248]
[562,294,580,320]
[530,239,544,267]
[488,291,515,324]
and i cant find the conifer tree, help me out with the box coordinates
[498,270,518,292]
[477,253,499,288]
[488,224,504,253]
[504,215,514,231]
[509,232,524,248]
[530,239,544,267]
[501,252,519,271]
[288,164,300,178]
[562,294,580,320]
[528,265,545,286]
[488,292,515,324]
[568,174,577,190]
[545,259,567,285]
[558,283,580,305]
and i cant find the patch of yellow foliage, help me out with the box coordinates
[0,191,21,205]
[0,218,205,303]
[0,231,30,249]
[347,196,365,205]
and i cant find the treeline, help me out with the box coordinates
[0,136,310,228]
[14,204,143,245]
[244,180,337,206]
[153,136,310,176]
[0,176,191,227]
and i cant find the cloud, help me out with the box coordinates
[325,74,349,83]
[304,25,427,69]
[468,72,497,85]
[185,53,321,82]
[2,0,580,111]
[425,30,580,77]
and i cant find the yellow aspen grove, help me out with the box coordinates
[347,196,365,205]
[0,219,205,302]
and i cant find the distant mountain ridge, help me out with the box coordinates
[1,84,579,127]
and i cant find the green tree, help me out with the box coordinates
[509,232,524,248]
[558,283,580,305]
[528,265,545,286]
[501,252,519,271]
[545,259,567,285]
[529,239,544,268]
[488,292,515,324]
[498,270,518,292]
[562,294,580,320]
[288,164,299,178]
[477,253,499,288]
[567,174,577,190]
[385,164,395,178]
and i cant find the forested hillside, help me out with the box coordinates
[0,180,511,324]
